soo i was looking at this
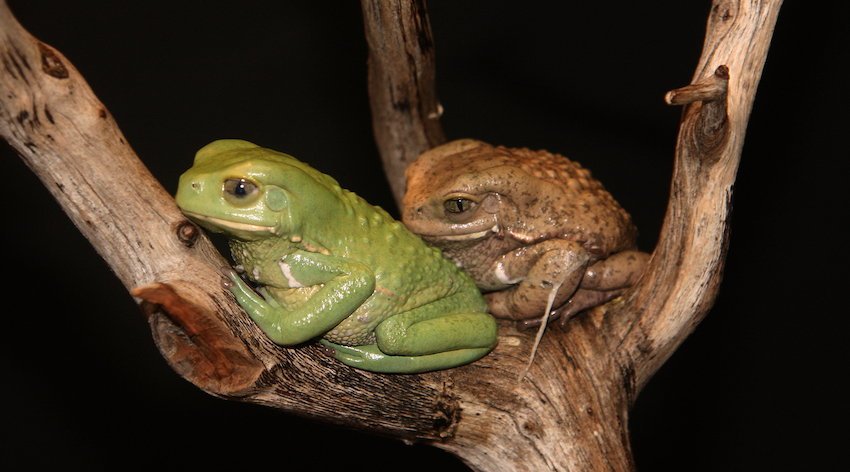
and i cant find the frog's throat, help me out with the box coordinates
[422,225,500,241]
[183,211,281,236]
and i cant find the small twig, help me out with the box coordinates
[665,65,730,105]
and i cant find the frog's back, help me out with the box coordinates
[507,147,624,213]
[340,188,483,298]
[495,145,638,255]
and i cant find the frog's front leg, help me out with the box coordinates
[482,239,590,320]
[580,249,650,292]
[224,252,376,345]
[222,266,281,315]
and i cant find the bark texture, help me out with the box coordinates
[362,0,447,207]
[0,1,783,471]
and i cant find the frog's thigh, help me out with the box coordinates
[375,301,497,357]
[580,250,650,291]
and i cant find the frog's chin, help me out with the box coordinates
[419,224,500,242]
[183,211,281,238]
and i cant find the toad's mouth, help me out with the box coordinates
[418,224,500,242]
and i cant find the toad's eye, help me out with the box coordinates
[223,178,259,205]
[444,197,475,214]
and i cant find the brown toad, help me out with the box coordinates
[402,139,649,328]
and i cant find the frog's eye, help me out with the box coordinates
[223,178,260,206]
[443,196,475,214]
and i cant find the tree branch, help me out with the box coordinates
[606,0,783,396]
[1,1,783,471]
[361,0,446,208]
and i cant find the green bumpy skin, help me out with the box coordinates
[174,140,497,373]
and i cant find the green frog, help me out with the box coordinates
[175,139,497,373]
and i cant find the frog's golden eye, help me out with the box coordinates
[444,197,475,214]
[223,178,259,206]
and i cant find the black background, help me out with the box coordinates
[2,1,847,470]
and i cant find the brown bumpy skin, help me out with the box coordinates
[402,139,649,327]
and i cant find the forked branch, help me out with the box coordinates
[1,1,782,471]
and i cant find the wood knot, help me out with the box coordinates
[433,382,462,438]
[38,43,68,79]
[131,283,264,396]
[176,221,199,247]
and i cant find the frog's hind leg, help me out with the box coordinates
[376,311,497,356]
[324,295,498,373]
[320,341,493,374]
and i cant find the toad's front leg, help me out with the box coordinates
[482,239,590,320]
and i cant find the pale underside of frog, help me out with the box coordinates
[403,139,650,330]
[175,139,497,374]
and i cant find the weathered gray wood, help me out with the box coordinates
[361,0,447,209]
[0,1,783,471]
[608,1,784,397]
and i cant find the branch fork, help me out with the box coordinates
[1,1,783,471]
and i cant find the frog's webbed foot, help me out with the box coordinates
[515,288,626,331]
[484,240,589,320]
[320,340,493,374]
[514,249,650,330]
[220,266,240,288]
[555,288,626,328]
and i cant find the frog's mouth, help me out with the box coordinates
[183,211,281,236]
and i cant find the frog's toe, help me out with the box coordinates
[220,266,246,289]
[317,342,339,359]
[320,340,385,365]
[554,288,625,328]
[516,310,561,331]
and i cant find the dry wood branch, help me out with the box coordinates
[0,4,459,440]
[361,0,447,208]
[1,1,782,471]
[605,1,783,398]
